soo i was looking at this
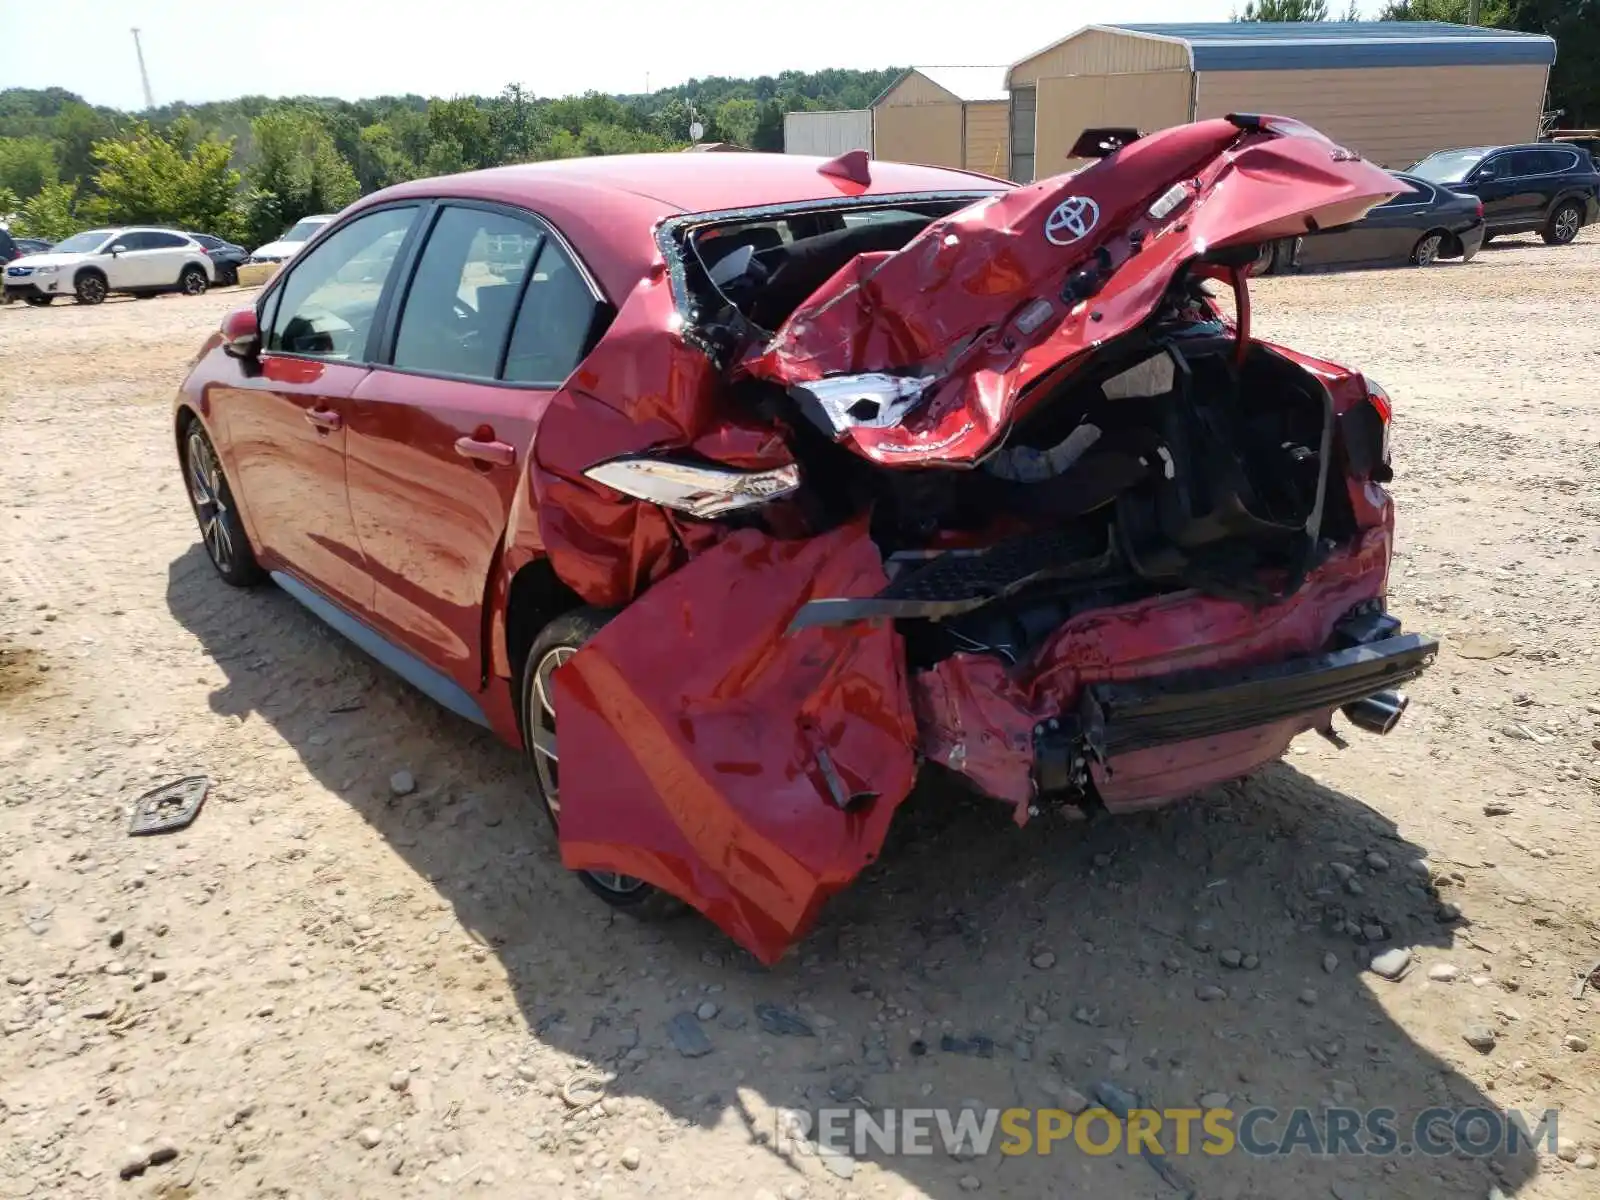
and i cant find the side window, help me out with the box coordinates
[146,232,191,250]
[391,206,544,380]
[502,238,600,385]
[113,232,151,251]
[1476,154,1511,179]
[267,207,416,360]
[1503,151,1541,177]
[1537,149,1577,175]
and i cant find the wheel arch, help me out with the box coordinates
[497,554,584,746]
[73,264,107,288]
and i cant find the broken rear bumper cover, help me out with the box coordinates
[912,526,1435,814]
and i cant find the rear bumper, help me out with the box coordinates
[1457,220,1486,260]
[1035,632,1433,796]
[912,525,1429,812]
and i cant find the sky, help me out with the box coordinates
[3,0,1382,111]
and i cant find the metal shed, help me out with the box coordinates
[1005,22,1558,181]
[872,66,1010,175]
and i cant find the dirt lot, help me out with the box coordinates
[2,235,1598,1200]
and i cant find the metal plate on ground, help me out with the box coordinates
[128,776,210,836]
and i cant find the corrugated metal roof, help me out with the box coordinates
[907,65,1011,102]
[1106,21,1556,71]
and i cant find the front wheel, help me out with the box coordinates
[179,264,208,295]
[1411,232,1445,266]
[521,607,685,919]
[1542,202,1583,246]
[73,272,107,305]
[182,419,261,586]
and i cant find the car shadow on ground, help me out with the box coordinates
[166,545,1541,1199]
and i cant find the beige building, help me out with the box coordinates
[1005,22,1559,181]
[871,66,1011,176]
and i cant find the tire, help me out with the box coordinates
[1411,231,1446,266]
[181,418,262,587]
[1480,233,1495,246]
[73,270,107,305]
[520,607,686,919]
[179,264,208,296]
[23,295,53,307]
[1542,201,1583,246]
[1248,241,1278,277]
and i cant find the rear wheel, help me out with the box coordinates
[179,264,208,295]
[521,608,685,918]
[1542,201,1583,246]
[73,271,107,305]
[1411,232,1445,266]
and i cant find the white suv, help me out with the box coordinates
[2,227,215,306]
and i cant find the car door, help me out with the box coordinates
[138,230,198,286]
[100,231,148,288]
[344,202,603,693]
[221,205,421,613]
[1468,152,1523,228]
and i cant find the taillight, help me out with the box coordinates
[1475,199,1484,219]
[1368,381,1392,471]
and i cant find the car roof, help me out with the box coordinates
[362,153,1006,301]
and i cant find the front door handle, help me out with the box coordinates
[304,406,342,432]
[455,436,516,467]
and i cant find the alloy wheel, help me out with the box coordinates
[527,644,646,897]
[77,275,106,304]
[1553,206,1580,243]
[186,431,236,574]
[182,269,207,295]
[1414,234,1443,266]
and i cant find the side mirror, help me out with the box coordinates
[1474,165,1496,181]
[110,244,127,255]
[220,307,261,359]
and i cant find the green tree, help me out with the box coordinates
[244,108,359,243]
[82,120,243,237]
[53,102,115,193]
[1377,0,1511,20]
[13,181,79,241]
[713,98,761,148]
[424,97,497,173]
[1234,0,1331,17]
[0,136,57,199]
[1505,0,1598,126]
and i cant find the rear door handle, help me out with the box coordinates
[304,407,342,432]
[455,436,516,467]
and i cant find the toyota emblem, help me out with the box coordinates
[1044,196,1100,246]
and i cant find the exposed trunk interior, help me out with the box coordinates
[678,200,974,341]
[676,207,1359,673]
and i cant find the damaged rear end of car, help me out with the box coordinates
[532,115,1437,962]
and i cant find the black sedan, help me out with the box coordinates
[1254,173,1485,273]
[1409,143,1600,245]
[187,232,249,285]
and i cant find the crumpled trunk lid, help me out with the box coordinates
[742,114,1400,466]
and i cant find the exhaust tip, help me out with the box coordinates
[1342,689,1409,735]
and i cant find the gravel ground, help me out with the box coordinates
[2,232,1598,1200]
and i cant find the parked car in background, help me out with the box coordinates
[245,214,335,264]
[14,237,53,256]
[1410,143,1600,245]
[4,227,215,305]
[174,118,1434,962]
[1256,173,1484,272]
[188,232,249,285]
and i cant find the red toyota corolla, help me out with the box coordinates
[175,114,1436,963]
